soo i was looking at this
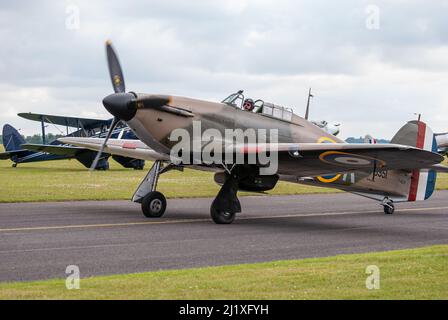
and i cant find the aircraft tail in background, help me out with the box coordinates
[0,124,35,164]
[2,124,26,152]
[364,134,377,144]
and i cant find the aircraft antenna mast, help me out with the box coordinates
[305,88,314,120]
[414,113,422,122]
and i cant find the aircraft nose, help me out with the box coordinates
[102,93,137,121]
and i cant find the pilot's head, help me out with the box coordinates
[243,98,254,111]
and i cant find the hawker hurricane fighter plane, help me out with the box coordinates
[61,41,448,224]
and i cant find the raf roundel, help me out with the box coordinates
[319,151,385,168]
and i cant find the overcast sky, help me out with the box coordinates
[1,0,448,139]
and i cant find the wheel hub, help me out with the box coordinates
[150,199,162,213]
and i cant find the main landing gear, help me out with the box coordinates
[382,197,395,215]
[133,161,243,224]
[141,191,166,218]
[210,170,242,224]
[132,160,181,218]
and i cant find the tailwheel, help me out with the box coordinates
[12,163,17,168]
[141,191,167,218]
[382,198,395,215]
[210,206,236,224]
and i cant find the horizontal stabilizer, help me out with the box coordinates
[21,144,87,157]
[0,149,31,160]
[428,164,448,173]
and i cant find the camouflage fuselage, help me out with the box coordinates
[125,94,433,202]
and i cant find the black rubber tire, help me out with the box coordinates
[95,161,109,171]
[135,160,145,170]
[142,191,167,218]
[210,206,236,224]
[383,203,395,215]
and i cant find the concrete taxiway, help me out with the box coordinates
[1,192,448,281]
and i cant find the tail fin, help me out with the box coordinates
[391,121,437,201]
[2,124,26,152]
[391,120,437,151]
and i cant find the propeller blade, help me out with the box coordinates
[106,40,125,93]
[89,117,120,172]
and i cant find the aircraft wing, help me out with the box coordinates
[18,113,112,130]
[0,151,13,160]
[57,139,445,176]
[231,142,444,177]
[58,137,168,161]
[0,152,11,160]
[21,144,87,157]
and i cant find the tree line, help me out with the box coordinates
[0,133,65,144]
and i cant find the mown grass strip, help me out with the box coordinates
[1,245,447,300]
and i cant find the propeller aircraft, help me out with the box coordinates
[1,114,145,170]
[60,41,448,224]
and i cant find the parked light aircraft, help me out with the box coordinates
[1,114,144,170]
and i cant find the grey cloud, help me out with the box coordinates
[1,0,448,138]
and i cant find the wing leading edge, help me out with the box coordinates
[59,137,447,177]
[58,137,168,161]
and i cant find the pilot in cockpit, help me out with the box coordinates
[243,98,255,112]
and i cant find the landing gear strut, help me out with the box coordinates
[382,197,395,215]
[210,170,242,224]
[132,160,181,218]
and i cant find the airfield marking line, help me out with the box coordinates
[0,243,135,254]
[0,206,447,233]
[0,218,209,232]
[242,206,448,222]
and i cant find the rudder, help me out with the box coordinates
[391,120,437,201]
[2,124,26,152]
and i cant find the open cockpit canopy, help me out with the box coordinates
[222,90,293,122]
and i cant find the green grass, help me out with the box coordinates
[1,245,447,300]
[1,145,448,203]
